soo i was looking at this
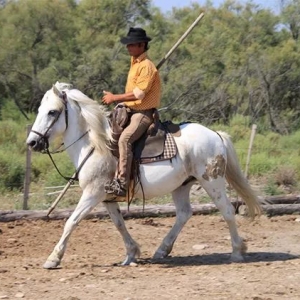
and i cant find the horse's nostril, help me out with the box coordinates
[27,140,36,148]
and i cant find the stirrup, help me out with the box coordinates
[104,194,127,202]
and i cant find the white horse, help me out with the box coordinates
[26,82,262,269]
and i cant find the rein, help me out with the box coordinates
[47,130,89,154]
[46,147,95,181]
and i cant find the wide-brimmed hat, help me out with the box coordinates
[120,27,152,45]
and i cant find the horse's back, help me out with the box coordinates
[177,122,225,156]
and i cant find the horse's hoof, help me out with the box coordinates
[121,256,136,266]
[153,250,167,260]
[43,260,61,269]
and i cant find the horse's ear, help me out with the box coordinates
[52,84,62,98]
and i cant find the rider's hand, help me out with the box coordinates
[102,90,115,105]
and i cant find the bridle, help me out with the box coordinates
[30,88,69,152]
[31,86,94,181]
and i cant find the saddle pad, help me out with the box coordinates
[139,131,177,164]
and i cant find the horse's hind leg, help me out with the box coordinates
[153,184,193,259]
[43,190,101,269]
[200,178,246,262]
[103,202,141,265]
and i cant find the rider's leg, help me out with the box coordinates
[106,110,153,200]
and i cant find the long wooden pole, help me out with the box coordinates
[156,12,205,70]
[46,177,75,217]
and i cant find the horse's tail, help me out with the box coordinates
[217,131,262,219]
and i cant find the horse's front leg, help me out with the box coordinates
[43,190,101,269]
[103,202,140,265]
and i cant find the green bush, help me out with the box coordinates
[0,120,20,145]
[263,178,282,196]
[0,100,35,123]
[0,155,25,191]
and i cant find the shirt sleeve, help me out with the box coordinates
[134,63,157,98]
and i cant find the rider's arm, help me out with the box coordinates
[102,91,137,105]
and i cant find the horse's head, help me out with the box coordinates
[26,82,72,152]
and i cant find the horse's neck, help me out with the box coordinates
[63,109,91,169]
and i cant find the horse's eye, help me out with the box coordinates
[48,110,58,116]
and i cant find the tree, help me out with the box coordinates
[280,0,300,40]
[73,0,153,98]
[0,0,78,114]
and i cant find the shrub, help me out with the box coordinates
[0,158,25,191]
[275,166,297,186]
[263,178,282,196]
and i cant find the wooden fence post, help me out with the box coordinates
[244,124,257,178]
[23,124,32,210]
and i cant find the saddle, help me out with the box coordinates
[108,105,180,164]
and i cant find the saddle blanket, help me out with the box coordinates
[139,130,177,164]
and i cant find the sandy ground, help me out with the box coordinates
[1,213,300,300]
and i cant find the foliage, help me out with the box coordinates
[0,0,300,131]
[263,178,283,196]
[0,150,25,192]
[275,166,297,186]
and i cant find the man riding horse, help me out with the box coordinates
[102,27,162,201]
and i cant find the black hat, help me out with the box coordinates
[120,27,152,45]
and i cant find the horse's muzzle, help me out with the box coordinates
[27,136,49,152]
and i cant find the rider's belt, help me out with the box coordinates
[130,108,155,114]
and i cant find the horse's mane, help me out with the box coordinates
[53,82,112,155]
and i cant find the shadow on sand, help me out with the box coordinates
[140,251,300,267]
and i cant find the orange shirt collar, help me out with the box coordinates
[131,52,148,65]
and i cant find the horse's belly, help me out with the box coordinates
[135,159,188,199]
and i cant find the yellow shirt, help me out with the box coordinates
[124,52,161,110]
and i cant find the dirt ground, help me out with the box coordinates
[1,213,300,300]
